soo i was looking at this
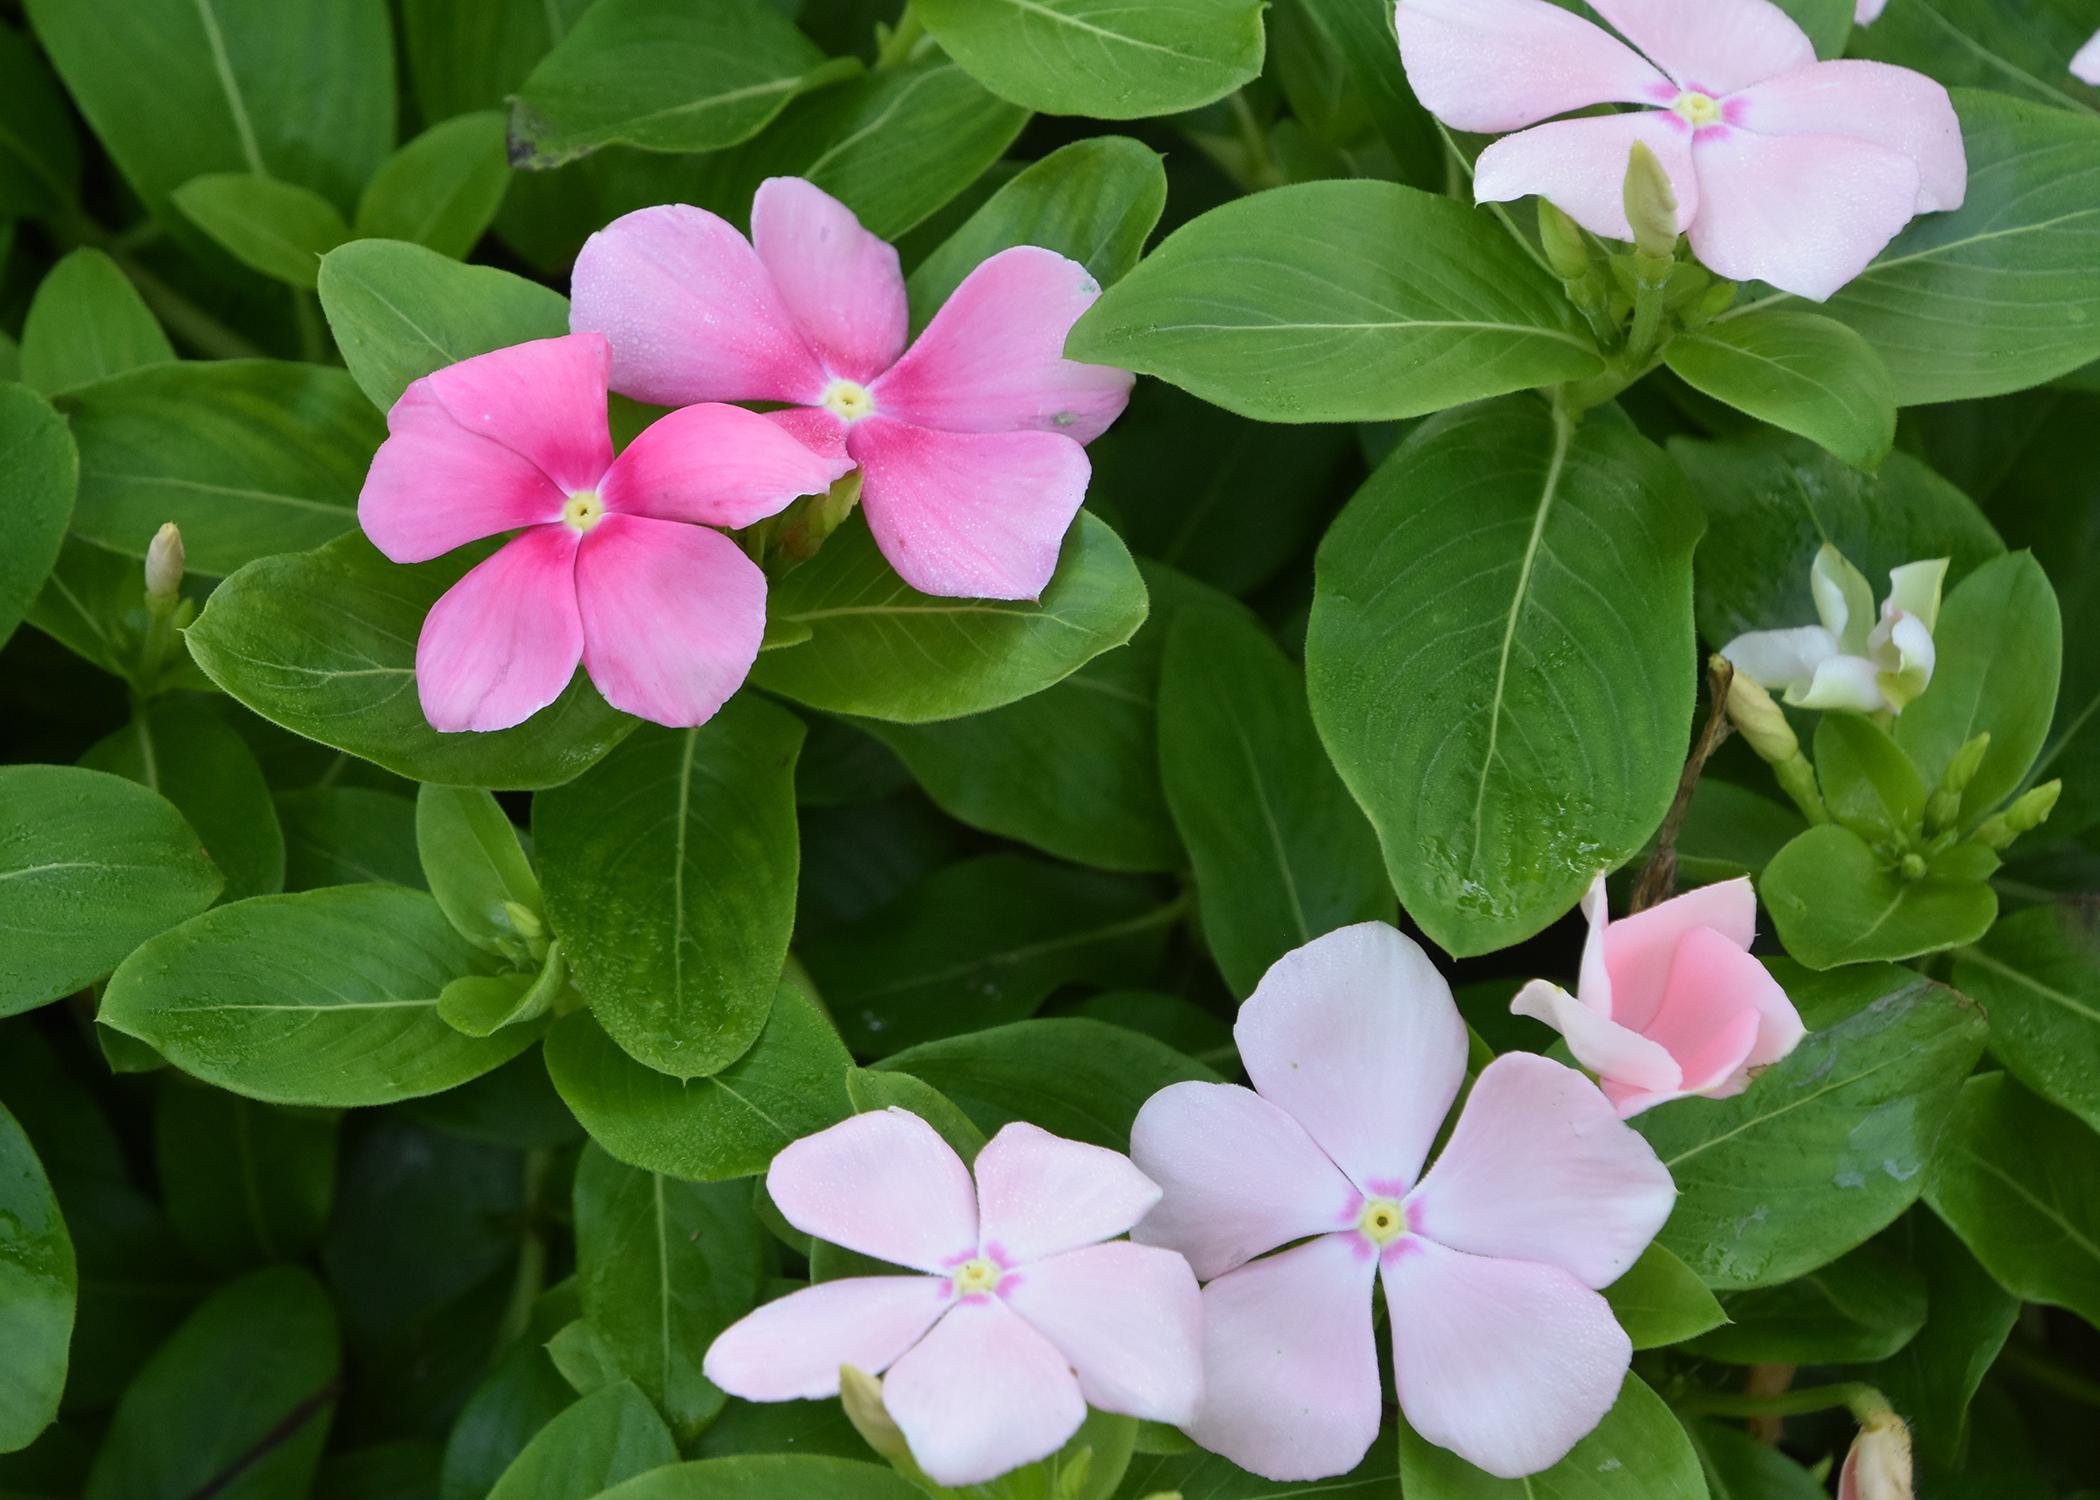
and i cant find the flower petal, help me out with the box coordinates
[419,332,614,496]
[869,246,1133,445]
[1855,0,1888,23]
[1790,652,1889,712]
[974,1121,1161,1266]
[1235,923,1468,1195]
[573,515,766,729]
[1509,980,1683,1094]
[416,526,582,734]
[1003,1242,1204,1425]
[1129,1081,1358,1281]
[1720,624,1840,696]
[1813,543,1878,653]
[766,1109,979,1274]
[766,405,850,464]
[600,401,851,529]
[847,417,1089,601]
[1600,876,1757,1033]
[881,1297,1087,1488]
[1658,926,1805,1075]
[1587,0,1815,95]
[1394,0,1672,133]
[702,1276,951,1400]
[360,383,566,564]
[2076,28,2100,86]
[1474,109,1698,244]
[1186,1234,1382,1483]
[1732,60,1966,213]
[1384,1240,1632,1479]
[750,176,910,386]
[1884,558,1948,632]
[570,203,827,407]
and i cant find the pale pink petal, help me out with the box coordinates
[1406,1053,1675,1289]
[1600,1075,1695,1116]
[766,405,850,464]
[1509,981,1682,1094]
[573,515,766,729]
[702,1276,951,1400]
[1854,0,1888,23]
[847,418,1088,601]
[751,177,909,385]
[1236,923,1468,1195]
[1732,61,1966,213]
[1393,0,1672,133]
[1651,926,1804,1078]
[359,383,566,564]
[1384,1240,1631,1479]
[2075,29,2100,86]
[1687,128,1921,301]
[1575,873,1616,1019]
[1474,110,1698,243]
[570,203,828,407]
[973,1122,1161,1266]
[416,526,582,734]
[1186,1234,1382,1483]
[600,401,850,529]
[1587,0,1816,95]
[869,247,1133,445]
[881,1298,1087,1488]
[1002,1242,1204,1424]
[1129,1082,1358,1282]
[766,1109,978,1275]
[1601,876,1757,1032]
[422,333,614,495]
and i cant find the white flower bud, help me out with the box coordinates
[144,522,184,609]
[1838,1411,1913,1500]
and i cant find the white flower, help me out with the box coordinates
[1721,545,1946,715]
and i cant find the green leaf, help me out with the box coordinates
[846,1067,989,1160]
[1854,0,2099,116]
[24,537,211,693]
[1676,778,1799,885]
[1634,961,1987,1289]
[1600,1243,1726,1352]
[1067,181,1604,423]
[151,1077,335,1272]
[1760,823,1996,969]
[1664,309,1895,471]
[0,385,76,652]
[0,1102,74,1456]
[0,20,79,219]
[0,764,222,1019]
[1773,0,1852,57]
[440,1284,582,1500]
[1866,1211,2018,1470]
[1956,900,2100,1136]
[1290,0,1441,185]
[487,1381,677,1500]
[354,113,511,260]
[100,885,535,1107]
[754,513,1149,723]
[400,0,593,122]
[1398,1376,1701,1499]
[1307,400,1700,957]
[1685,1422,1824,1500]
[590,1456,922,1500]
[1116,1425,1399,1498]
[18,250,174,397]
[172,171,349,288]
[1690,1243,1926,1364]
[438,959,561,1039]
[1813,714,1926,843]
[417,785,543,963]
[278,787,423,891]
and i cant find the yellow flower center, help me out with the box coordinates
[822,379,876,423]
[1359,1198,1408,1247]
[1672,91,1722,128]
[951,1257,1003,1297]
[562,490,605,532]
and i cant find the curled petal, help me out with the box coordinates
[1732,60,1966,213]
[1884,558,1948,633]
[360,383,566,564]
[601,402,851,529]
[1003,1242,1204,1425]
[1873,610,1936,709]
[973,1121,1161,1266]
[881,1299,1087,1488]
[1474,110,1698,244]
[1649,926,1804,1080]
[416,526,582,734]
[1509,980,1681,1095]
[419,332,613,496]
[767,1109,978,1275]
[1791,652,1890,713]
[1394,0,1671,134]
[1813,543,1878,654]
[1588,0,1815,95]
[751,176,909,385]
[1721,623,1840,697]
[1600,876,1757,1032]
[702,1276,950,1400]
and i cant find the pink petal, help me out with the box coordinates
[1129,1082,1359,1282]
[766,405,850,464]
[1587,0,1816,95]
[1601,876,1756,1032]
[1002,1242,1204,1425]
[2076,29,2100,86]
[416,526,583,734]
[422,333,614,495]
[1687,128,1922,302]
[573,515,766,729]
[973,1121,1161,1266]
[701,1276,951,1400]
[1406,1053,1675,1289]
[1646,926,1803,1083]
[569,203,828,407]
[1185,1234,1382,1483]
[600,401,851,530]
[766,1109,978,1275]
[869,246,1134,445]
[1234,923,1468,1195]
[1509,980,1683,1095]
[881,1298,1087,1488]
[1732,61,1966,213]
[1855,0,1888,22]
[1384,1240,1631,1479]
[750,177,909,386]
[847,417,1089,601]
[1393,0,1672,134]
[1474,110,1699,243]
[359,382,566,564]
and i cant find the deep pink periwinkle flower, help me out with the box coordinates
[569,177,1134,602]
[703,1109,1203,1488]
[1395,0,1967,301]
[1129,923,1675,1482]
[358,332,848,733]
[1513,874,1806,1118]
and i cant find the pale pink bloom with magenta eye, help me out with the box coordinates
[703,1109,1203,1488]
[1512,873,1806,1118]
[1394,0,1967,301]
[1129,924,1675,1482]
[358,332,849,734]
[568,177,1135,602]
[2075,28,2100,85]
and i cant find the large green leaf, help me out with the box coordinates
[1956,900,2100,1135]
[0,1102,74,1455]
[1663,309,1895,471]
[1760,823,1997,970]
[592,1456,922,1500]
[1854,0,2099,116]
[278,787,423,891]
[0,19,78,220]
[355,113,511,261]
[1600,1243,1726,1352]
[440,1285,581,1500]
[1690,1244,1926,1364]
[400,0,593,122]
[1307,400,1700,957]
[171,172,349,288]
[0,385,75,651]
[1685,1422,1823,1500]
[487,1381,676,1500]
[1866,1212,2019,1469]
[17,250,173,397]
[1397,1376,1701,1499]
[151,1078,335,1272]
[416,785,542,964]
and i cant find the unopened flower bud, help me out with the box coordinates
[1974,780,2062,850]
[144,522,184,610]
[1925,732,1990,830]
[1538,200,1592,283]
[1622,141,1679,266]
[1721,664,1799,766]
[1838,1410,1913,1500]
[839,1366,916,1471]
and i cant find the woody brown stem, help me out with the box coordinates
[1630,656,1736,914]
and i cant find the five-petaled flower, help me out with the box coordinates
[1722,544,1946,715]
[1395,0,1967,300]
[570,177,1135,602]
[1129,923,1675,1481]
[1513,873,1806,1117]
[703,1109,1203,1488]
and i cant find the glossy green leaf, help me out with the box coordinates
[1854,0,2099,116]
[846,1067,988,1159]
[1398,1376,1701,1499]
[1760,823,1996,969]
[17,250,174,397]
[0,385,75,652]
[355,113,510,260]
[487,1381,676,1500]
[172,172,349,288]
[438,960,559,1039]
[1867,1211,2019,1470]
[1685,1422,1824,1500]
[1813,714,1925,843]
[1600,1243,1726,1352]
[278,788,423,891]
[1691,1243,1926,1364]
[0,20,79,219]
[0,1102,74,1455]
[1291,0,1441,184]
[1664,309,1895,471]
[23,536,211,693]
[591,1456,922,1500]
[417,785,542,963]
[152,1077,335,1271]
[1957,900,2100,1135]
[439,1284,582,1500]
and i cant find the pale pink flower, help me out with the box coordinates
[1129,923,1675,1482]
[703,1109,1203,1488]
[2075,28,2100,85]
[358,332,847,733]
[1395,0,1967,300]
[1838,1412,1915,1500]
[1854,0,1887,24]
[1513,873,1806,1118]
[569,177,1134,601]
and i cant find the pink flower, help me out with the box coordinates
[1512,873,1806,1118]
[358,333,847,733]
[569,177,1134,601]
[1129,923,1675,1482]
[1395,0,1967,300]
[1854,0,1887,23]
[703,1109,1203,1488]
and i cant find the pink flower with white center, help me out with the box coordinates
[1129,923,1675,1482]
[703,1109,1203,1488]
[358,333,848,734]
[1513,873,1806,1118]
[1395,0,1967,301]
[569,177,1135,602]
[2075,28,2100,85]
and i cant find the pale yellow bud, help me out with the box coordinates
[144,522,184,609]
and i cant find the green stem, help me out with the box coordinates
[1676,1381,1879,1421]
[1225,91,1283,192]
[875,4,925,68]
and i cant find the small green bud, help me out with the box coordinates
[501,900,546,943]
[1925,732,1990,830]
[1972,779,2062,850]
[144,522,184,611]
[1897,851,1928,882]
[1622,141,1679,264]
[1538,200,1592,282]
